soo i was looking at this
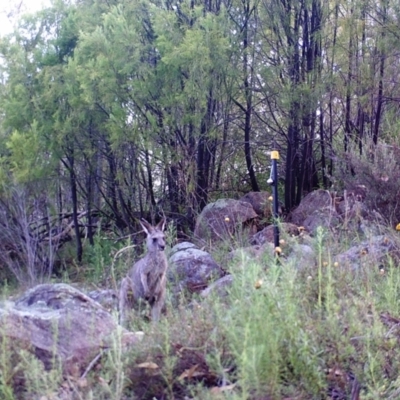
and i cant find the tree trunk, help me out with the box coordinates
[373,0,386,145]
[242,0,259,192]
[65,151,83,262]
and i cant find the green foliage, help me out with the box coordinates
[0,336,15,400]
[82,233,137,286]
[224,259,323,396]
[3,226,400,397]
[17,349,62,397]
[82,234,115,283]
[2,0,400,395]
[6,125,43,183]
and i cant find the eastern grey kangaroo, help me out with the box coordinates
[119,218,168,324]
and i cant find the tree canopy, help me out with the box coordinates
[1,0,400,263]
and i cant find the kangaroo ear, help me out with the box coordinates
[140,218,153,234]
[156,217,166,232]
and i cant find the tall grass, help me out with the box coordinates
[2,228,400,399]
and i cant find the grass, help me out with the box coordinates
[2,227,400,399]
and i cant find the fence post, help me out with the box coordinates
[267,150,280,249]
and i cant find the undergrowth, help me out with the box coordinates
[2,227,400,399]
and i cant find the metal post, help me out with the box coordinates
[268,150,280,249]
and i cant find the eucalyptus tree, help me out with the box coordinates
[328,0,400,150]
[254,0,326,211]
[0,1,104,261]
[224,0,263,192]
[0,2,86,268]
[154,0,234,213]
[71,0,237,228]
[3,0,400,253]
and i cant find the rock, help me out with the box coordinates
[169,241,197,255]
[87,288,119,311]
[336,197,364,218]
[289,190,335,226]
[289,190,342,235]
[334,235,398,272]
[228,243,275,263]
[0,283,138,375]
[168,242,225,296]
[194,198,257,244]
[240,191,272,218]
[336,190,383,220]
[285,244,316,270]
[289,188,385,237]
[357,219,386,238]
[302,207,341,235]
[200,275,234,298]
[228,236,315,271]
[251,223,300,245]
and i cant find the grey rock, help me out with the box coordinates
[251,223,300,245]
[194,198,257,244]
[0,283,138,375]
[303,207,341,235]
[334,235,397,272]
[286,244,316,270]
[200,275,234,298]
[290,190,334,226]
[168,242,225,296]
[87,288,118,311]
[240,191,272,218]
[228,243,275,264]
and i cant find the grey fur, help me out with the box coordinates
[119,218,168,324]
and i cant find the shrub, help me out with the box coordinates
[334,138,400,226]
[0,185,61,286]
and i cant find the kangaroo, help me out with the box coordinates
[119,218,168,325]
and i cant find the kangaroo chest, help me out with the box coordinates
[147,254,167,286]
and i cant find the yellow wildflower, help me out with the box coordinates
[274,246,282,254]
[254,279,263,289]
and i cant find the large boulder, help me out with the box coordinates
[200,275,234,298]
[251,223,300,245]
[194,198,257,244]
[239,191,272,218]
[0,283,138,375]
[289,188,385,237]
[302,208,341,236]
[289,190,340,235]
[168,242,225,297]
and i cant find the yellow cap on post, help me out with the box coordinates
[271,150,279,160]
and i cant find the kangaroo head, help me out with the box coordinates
[140,218,167,252]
